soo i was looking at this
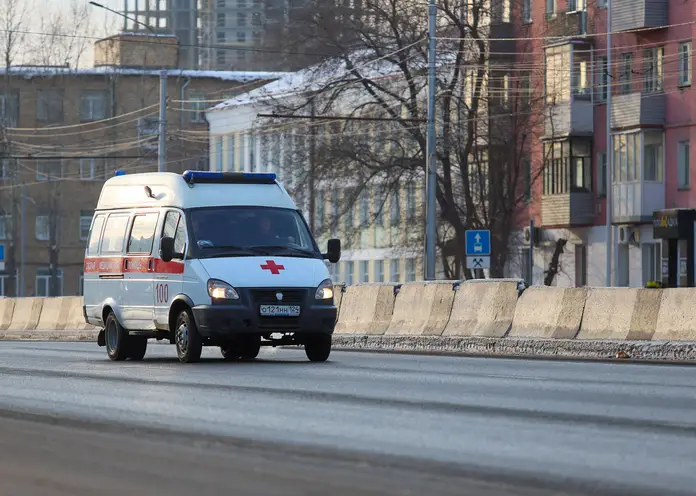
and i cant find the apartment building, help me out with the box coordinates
[501,0,695,288]
[205,67,427,285]
[0,33,281,297]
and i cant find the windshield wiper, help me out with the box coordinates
[252,245,319,258]
[201,245,270,257]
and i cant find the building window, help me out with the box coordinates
[190,94,207,123]
[343,190,354,232]
[374,186,385,226]
[405,258,416,282]
[37,89,64,124]
[36,160,61,181]
[545,0,556,17]
[405,183,416,220]
[359,260,369,283]
[643,47,664,93]
[374,260,384,282]
[237,12,247,26]
[596,56,608,102]
[215,137,223,171]
[217,31,226,42]
[35,268,63,297]
[79,210,93,241]
[390,187,400,225]
[679,42,692,87]
[216,50,226,66]
[644,132,663,182]
[359,189,370,227]
[227,135,236,171]
[678,140,690,188]
[0,214,11,240]
[237,31,247,43]
[523,158,532,202]
[389,259,400,282]
[345,261,354,285]
[35,215,50,241]
[331,189,340,227]
[597,152,607,197]
[80,158,104,180]
[522,0,531,23]
[137,117,159,151]
[619,53,633,94]
[0,91,19,127]
[642,242,662,285]
[0,272,18,296]
[217,12,225,27]
[80,91,107,122]
[316,191,325,229]
[543,139,592,195]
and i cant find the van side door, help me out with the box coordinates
[122,211,159,330]
[153,210,186,328]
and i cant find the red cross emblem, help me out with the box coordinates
[260,260,285,275]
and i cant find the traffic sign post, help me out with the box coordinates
[0,243,4,272]
[465,230,491,270]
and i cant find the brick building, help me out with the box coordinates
[0,33,281,297]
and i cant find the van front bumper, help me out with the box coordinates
[191,288,337,338]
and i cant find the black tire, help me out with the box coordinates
[220,345,238,361]
[304,334,332,362]
[175,308,202,363]
[127,336,148,361]
[239,335,261,360]
[105,312,129,361]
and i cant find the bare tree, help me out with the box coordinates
[0,0,28,296]
[262,0,555,279]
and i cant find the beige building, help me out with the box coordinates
[0,34,281,297]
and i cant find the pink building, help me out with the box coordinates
[505,0,694,287]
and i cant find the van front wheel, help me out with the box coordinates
[304,334,332,362]
[175,308,202,363]
[105,313,129,361]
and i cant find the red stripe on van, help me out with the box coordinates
[84,257,184,275]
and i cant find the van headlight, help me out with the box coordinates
[207,279,240,300]
[315,279,334,300]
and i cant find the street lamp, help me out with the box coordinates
[89,1,168,173]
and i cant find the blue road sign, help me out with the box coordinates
[0,243,4,261]
[465,230,491,256]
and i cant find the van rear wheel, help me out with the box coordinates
[127,336,148,361]
[175,308,202,363]
[105,313,129,361]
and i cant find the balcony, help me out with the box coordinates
[611,131,665,223]
[545,98,593,137]
[611,0,668,33]
[541,193,595,227]
[611,92,666,130]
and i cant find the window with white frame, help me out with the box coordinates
[679,42,692,87]
[0,271,18,296]
[620,53,633,94]
[80,158,104,180]
[36,160,62,181]
[390,259,400,282]
[643,47,664,93]
[37,89,64,124]
[0,158,10,180]
[642,242,662,285]
[345,261,354,285]
[359,189,370,227]
[0,91,19,127]
[79,210,93,241]
[678,140,690,188]
[80,91,107,122]
[522,0,531,23]
[374,260,384,282]
[406,183,416,220]
[644,132,663,182]
[190,94,207,123]
[138,117,159,151]
[546,0,556,17]
[405,258,416,282]
[359,260,369,283]
[35,215,50,241]
[0,214,11,239]
[35,268,63,297]
[390,187,400,225]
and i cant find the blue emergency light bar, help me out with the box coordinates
[114,170,127,176]
[182,170,277,185]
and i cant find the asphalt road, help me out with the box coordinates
[0,343,695,496]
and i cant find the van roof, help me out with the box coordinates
[95,171,297,211]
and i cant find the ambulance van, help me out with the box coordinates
[83,170,341,364]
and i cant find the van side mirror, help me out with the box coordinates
[160,237,176,262]
[323,238,341,264]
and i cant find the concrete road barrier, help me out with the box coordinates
[509,287,587,339]
[334,283,396,336]
[385,282,456,336]
[0,298,15,331]
[36,297,74,331]
[577,288,661,341]
[443,280,520,338]
[653,289,696,341]
[66,297,96,330]
[8,298,44,331]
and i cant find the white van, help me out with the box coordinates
[83,170,341,364]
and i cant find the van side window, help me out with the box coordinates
[87,215,106,256]
[100,214,130,254]
[127,213,159,254]
[163,211,187,254]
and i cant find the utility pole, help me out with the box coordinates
[159,70,167,172]
[308,99,316,233]
[605,0,613,286]
[425,0,437,280]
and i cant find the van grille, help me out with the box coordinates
[250,289,307,304]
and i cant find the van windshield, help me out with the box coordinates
[188,206,321,259]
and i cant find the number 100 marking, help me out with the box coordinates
[156,283,169,303]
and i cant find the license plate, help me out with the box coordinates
[259,305,301,317]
